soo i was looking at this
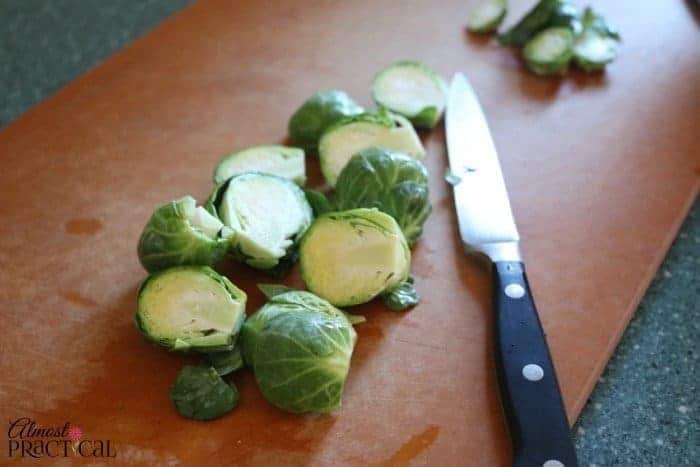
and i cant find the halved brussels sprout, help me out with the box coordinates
[170,366,239,420]
[300,208,410,307]
[466,0,507,34]
[206,172,313,271]
[137,196,228,273]
[288,90,364,150]
[318,110,425,187]
[572,7,620,72]
[240,288,358,413]
[136,266,247,353]
[213,145,306,186]
[523,27,574,76]
[371,61,448,129]
[334,147,431,245]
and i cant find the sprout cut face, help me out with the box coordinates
[138,196,227,273]
[371,61,448,128]
[523,27,574,76]
[213,145,306,186]
[318,111,425,187]
[300,208,410,307]
[136,266,247,352]
[207,173,313,270]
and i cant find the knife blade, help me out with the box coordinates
[446,73,578,467]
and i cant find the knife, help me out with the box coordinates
[446,73,578,467]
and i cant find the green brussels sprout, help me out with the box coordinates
[300,208,411,307]
[371,61,448,129]
[240,288,358,413]
[318,110,425,187]
[288,90,364,150]
[546,0,582,35]
[213,145,306,186]
[466,0,507,34]
[334,147,431,245]
[206,346,244,376]
[170,366,239,420]
[205,172,313,272]
[498,0,560,46]
[137,196,228,273]
[579,6,620,41]
[572,7,620,72]
[135,266,247,353]
[523,27,574,76]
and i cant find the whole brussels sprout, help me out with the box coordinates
[288,90,364,150]
[137,196,228,273]
[240,288,358,413]
[334,147,431,245]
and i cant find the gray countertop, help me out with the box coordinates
[1,1,697,465]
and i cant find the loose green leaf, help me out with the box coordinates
[170,366,239,420]
[257,283,296,299]
[382,277,420,311]
[207,347,245,376]
[304,189,334,216]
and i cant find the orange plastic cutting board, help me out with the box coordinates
[1,1,698,465]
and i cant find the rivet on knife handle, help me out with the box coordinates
[493,261,578,467]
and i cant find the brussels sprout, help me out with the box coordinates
[303,189,334,217]
[288,90,364,150]
[300,208,410,307]
[523,27,574,76]
[498,0,559,46]
[579,6,620,41]
[170,366,239,420]
[546,0,581,35]
[213,145,306,186]
[318,110,425,187]
[206,346,244,376]
[466,0,507,34]
[572,7,620,72]
[334,147,431,245]
[206,172,313,271]
[137,196,228,273]
[135,266,247,353]
[371,61,448,129]
[240,289,358,413]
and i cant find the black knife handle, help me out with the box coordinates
[492,261,578,467]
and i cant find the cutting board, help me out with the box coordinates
[0,0,697,465]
